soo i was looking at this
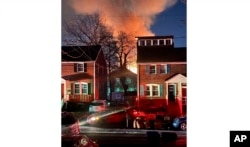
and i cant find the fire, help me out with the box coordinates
[69,0,178,37]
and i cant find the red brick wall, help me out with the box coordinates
[61,62,95,77]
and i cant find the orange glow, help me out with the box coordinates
[128,66,137,74]
[128,63,137,74]
[70,0,178,37]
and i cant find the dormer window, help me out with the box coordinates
[146,40,151,46]
[139,40,145,46]
[153,40,158,45]
[166,39,171,45]
[159,39,164,45]
[137,37,173,46]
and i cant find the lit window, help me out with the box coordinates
[146,84,160,97]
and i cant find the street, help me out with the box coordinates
[80,126,186,147]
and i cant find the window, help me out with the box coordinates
[146,40,151,46]
[149,65,156,74]
[166,39,171,45]
[160,64,170,74]
[74,63,87,72]
[126,77,131,84]
[153,40,158,45]
[139,40,145,46]
[74,82,88,95]
[81,83,88,94]
[146,84,160,97]
[74,83,80,94]
[159,39,164,45]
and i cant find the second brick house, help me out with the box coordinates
[136,36,187,116]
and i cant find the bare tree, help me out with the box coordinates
[62,13,118,69]
[62,14,119,99]
[63,14,110,45]
[113,31,136,95]
[116,31,136,69]
[62,14,137,99]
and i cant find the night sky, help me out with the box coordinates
[151,0,186,47]
[62,0,186,47]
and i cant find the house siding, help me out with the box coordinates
[61,62,94,77]
[138,64,186,98]
[61,46,108,102]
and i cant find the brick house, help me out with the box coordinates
[108,67,137,104]
[61,45,107,102]
[136,36,187,116]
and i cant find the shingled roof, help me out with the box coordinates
[137,46,186,63]
[62,45,101,62]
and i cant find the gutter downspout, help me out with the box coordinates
[137,64,140,110]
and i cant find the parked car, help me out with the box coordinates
[89,100,108,112]
[62,134,99,147]
[172,116,186,131]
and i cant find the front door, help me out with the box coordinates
[168,84,176,102]
[181,86,187,114]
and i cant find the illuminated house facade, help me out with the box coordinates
[61,45,107,102]
[108,67,137,104]
[136,36,187,116]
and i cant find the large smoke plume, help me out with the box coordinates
[65,0,178,36]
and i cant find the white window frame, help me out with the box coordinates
[76,63,86,72]
[74,83,80,94]
[146,84,160,97]
[81,83,88,94]
[74,82,88,95]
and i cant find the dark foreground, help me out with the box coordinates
[82,131,186,147]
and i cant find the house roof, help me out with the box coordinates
[165,73,186,82]
[62,73,93,81]
[135,36,174,39]
[137,46,186,63]
[62,45,101,62]
[110,67,137,78]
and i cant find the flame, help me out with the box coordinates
[68,0,178,37]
